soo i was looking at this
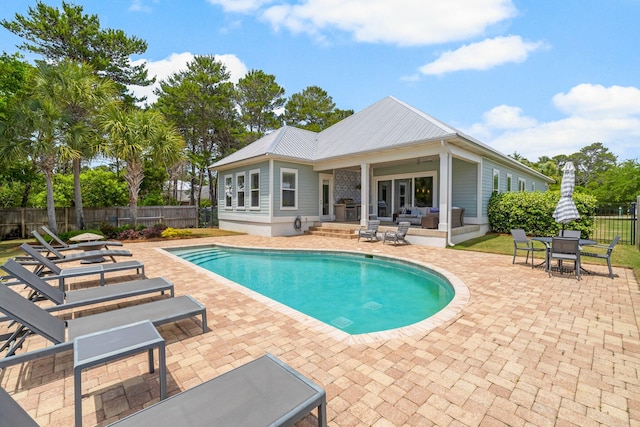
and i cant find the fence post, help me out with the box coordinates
[637,196,639,251]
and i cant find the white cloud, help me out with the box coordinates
[207,0,274,13]
[464,84,640,161]
[128,52,248,106]
[129,0,154,13]
[217,0,517,46]
[552,83,640,119]
[419,36,544,75]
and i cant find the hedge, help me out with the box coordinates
[488,190,597,238]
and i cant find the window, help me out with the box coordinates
[281,168,297,209]
[236,173,245,209]
[250,169,260,209]
[224,175,233,208]
[518,178,526,192]
[506,174,513,192]
[493,169,500,192]
[531,182,535,191]
[414,176,433,207]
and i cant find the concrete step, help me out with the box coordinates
[306,226,358,239]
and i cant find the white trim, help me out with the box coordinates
[249,168,260,210]
[236,172,246,210]
[280,167,298,210]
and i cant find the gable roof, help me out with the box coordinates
[314,96,456,160]
[212,96,458,168]
[213,126,317,168]
[210,96,553,183]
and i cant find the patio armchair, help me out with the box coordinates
[510,229,545,268]
[559,229,581,238]
[383,221,410,245]
[580,235,620,279]
[357,220,380,242]
[548,237,581,280]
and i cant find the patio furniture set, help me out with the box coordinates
[0,227,327,427]
[396,206,465,229]
[511,228,619,280]
[358,220,411,245]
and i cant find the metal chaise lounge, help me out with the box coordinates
[383,221,411,245]
[17,243,144,289]
[0,259,173,316]
[0,283,206,367]
[23,231,133,270]
[0,353,326,427]
[38,225,124,251]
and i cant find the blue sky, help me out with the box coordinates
[1,0,639,162]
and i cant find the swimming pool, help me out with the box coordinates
[168,245,463,336]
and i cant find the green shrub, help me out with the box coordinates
[161,227,192,238]
[488,190,597,237]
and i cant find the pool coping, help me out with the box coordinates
[157,243,470,344]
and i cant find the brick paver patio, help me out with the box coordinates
[1,234,639,426]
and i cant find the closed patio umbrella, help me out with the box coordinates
[553,161,580,228]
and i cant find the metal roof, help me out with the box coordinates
[212,126,317,168]
[314,96,455,159]
[210,96,553,183]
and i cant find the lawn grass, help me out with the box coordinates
[451,232,640,282]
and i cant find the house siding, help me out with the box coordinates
[272,161,319,217]
[218,161,270,216]
[481,158,549,216]
[452,158,478,217]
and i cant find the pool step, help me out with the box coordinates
[306,225,358,239]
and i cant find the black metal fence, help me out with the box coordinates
[592,201,637,245]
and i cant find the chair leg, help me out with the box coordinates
[607,258,613,279]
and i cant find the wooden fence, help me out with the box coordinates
[0,206,198,239]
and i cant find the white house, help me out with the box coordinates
[210,96,553,247]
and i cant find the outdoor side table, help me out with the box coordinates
[74,320,167,427]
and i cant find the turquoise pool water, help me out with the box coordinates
[169,246,455,335]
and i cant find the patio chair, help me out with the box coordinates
[383,221,410,245]
[580,235,620,279]
[510,229,545,268]
[357,220,380,242]
[17,243,145,289]
[0,353,326,427]
[0,281,206,367]
[38,225,123,251]
[0,259,172,316]
[559,229,581,238]
[27,230,132,267]
[548,237,581,280]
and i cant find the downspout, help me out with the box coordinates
[441,140,455,246]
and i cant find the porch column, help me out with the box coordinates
[438,151,450,231]
[360,163,370,226]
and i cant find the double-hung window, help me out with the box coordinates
[250,169,260,209]
[492,169,500,192]
[518,178,526,192]
[281,168,298,209]
[236,173,245,209]
[224,175,233,208]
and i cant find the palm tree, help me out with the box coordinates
[100,105,184,224]
[37,60,117,229]
[0,62,73,233]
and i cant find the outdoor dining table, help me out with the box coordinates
[531,236,597,272]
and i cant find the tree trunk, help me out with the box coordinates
[125,160,143,226]
[44,168,58,234]
[73,158,85,230]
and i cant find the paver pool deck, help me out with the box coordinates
[1,234,639,426]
